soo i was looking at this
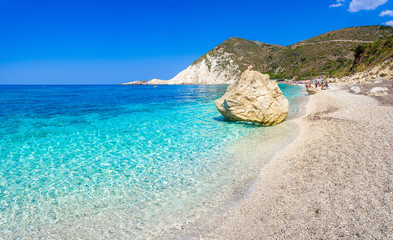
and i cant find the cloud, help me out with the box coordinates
[330,3,343,8]
[349,0,388,12]
[329,0,345,8]
[384,20,393,26]
[380,10,393,16]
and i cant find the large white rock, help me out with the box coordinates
[349,85,361,94]
[215,70,289,126]
[369,87,389,96]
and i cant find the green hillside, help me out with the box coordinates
[192,37,285,74]
[284,25,393,78]
[192,25,393,79]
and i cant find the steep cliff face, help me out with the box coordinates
[148,49,241,85]
[338,34,393,83]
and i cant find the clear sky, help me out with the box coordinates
[1,0,393,84]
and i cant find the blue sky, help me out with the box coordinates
[1,0,393,84]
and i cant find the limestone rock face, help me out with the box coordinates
[147,52,240,85]
[215,70,289,126]
[339,58,393,84]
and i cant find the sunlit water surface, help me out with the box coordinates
[0,84,305,238]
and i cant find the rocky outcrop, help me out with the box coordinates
[339,58,393,85]
[215,70,289,126]
[147,50,241,85]
[120,80,147,85]
[146,79,167,85]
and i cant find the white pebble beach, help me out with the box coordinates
[199,82,393,239]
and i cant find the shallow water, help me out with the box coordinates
[0,84,305,238]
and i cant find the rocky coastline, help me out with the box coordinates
[120,80,147,85]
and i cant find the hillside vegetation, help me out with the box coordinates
[192,37,284,73]
[351,34,393,72]
[296,25,393,44]
[192,25,393,79]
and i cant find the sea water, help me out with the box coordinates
[0,84,305,238]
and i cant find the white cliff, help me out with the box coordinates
[147,49,241,85]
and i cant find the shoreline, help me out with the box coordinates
[161,85,308,239]
[198,83,393,239]
[168,85,309,239]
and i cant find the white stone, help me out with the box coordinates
[372,78,384,84]
[349,85,361,94]
[369,87,389,96]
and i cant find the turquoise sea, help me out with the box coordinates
[0,84,305,238]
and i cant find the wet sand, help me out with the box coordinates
[200,83,393,239]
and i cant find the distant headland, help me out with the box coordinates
[121,25,393,86]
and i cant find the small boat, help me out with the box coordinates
[154,85,157,88]
[307,88,320,95]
